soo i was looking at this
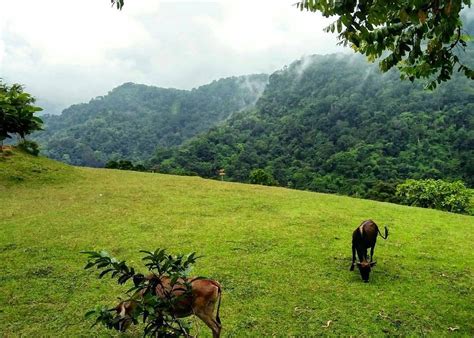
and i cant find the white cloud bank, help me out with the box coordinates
[0,0,347,113]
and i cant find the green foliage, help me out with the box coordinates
[366,181,399,203]
[0,81,43,145]
[17,140,40,156]
[151,53,474,207]
[82,250,136,284]
[110,0,124,10]
[249,168,275,186]
[35,76,267,167]
[105,159,146,171]
[396,179,471,213]
[82,248,200,337]
[297,0,474,89]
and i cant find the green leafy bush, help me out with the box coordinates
[18,140,40,156]
[396,179,471,214]
[249,169,275,186]
[82,249,201,337]
[105,159,146,171]
[366,181,399,203]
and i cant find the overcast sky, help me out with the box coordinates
[0,0,349,114]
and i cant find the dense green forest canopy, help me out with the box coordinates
[34,75,268,166]
[151,51,474,201]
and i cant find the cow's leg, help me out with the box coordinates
[196,312,221,338]
[370,246,375,262]
[194,297,221,338]
[350,244,356,271]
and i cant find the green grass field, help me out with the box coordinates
[1,150,473,336]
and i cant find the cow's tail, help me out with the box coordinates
[378,225,389,239]
[212,281,222,325]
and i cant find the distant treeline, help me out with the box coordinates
[105,159,146,172]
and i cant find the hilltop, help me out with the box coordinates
[1,151,472,336]
[33,74,268,167]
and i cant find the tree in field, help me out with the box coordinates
[0,82,16,147]
[0,81,43,149]
[249,168,275,186]
[296,0,473,89]
[0,109,13,148]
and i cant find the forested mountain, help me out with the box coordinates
[151,52,474,201]
[34,74,268,166]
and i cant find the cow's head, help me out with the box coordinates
[114,300,137,331]
[356,261,376,282]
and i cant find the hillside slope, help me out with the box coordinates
[0,148,76,187]
[33,74,268,167]
[153,52,474,200]
[1,152,472,336]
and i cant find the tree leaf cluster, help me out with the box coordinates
[296,0,473,89]
[0,81,43,148]
[82,250,136,284]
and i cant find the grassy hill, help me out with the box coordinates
[1,150,473,336]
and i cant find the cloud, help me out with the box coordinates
[0,0,347,114]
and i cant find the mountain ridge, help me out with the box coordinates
[34,74,269,166]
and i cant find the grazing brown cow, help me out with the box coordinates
[115,275,222,337]
[350,219,388,282]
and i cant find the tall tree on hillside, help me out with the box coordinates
[296,0,473,89]
[0,81,43,148]
[0,82,14,147]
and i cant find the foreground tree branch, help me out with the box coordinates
[296,0,473,89]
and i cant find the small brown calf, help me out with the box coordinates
[350,219,388,282]
[115,275,222,337]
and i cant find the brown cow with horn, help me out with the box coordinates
[115,274,222,337]
[350,219,388,282]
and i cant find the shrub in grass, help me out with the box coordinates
[249,169,275,186]
[82,249,200,337]
[18,140,40,156]
[105,159,147,172]
[395,179,471,214]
